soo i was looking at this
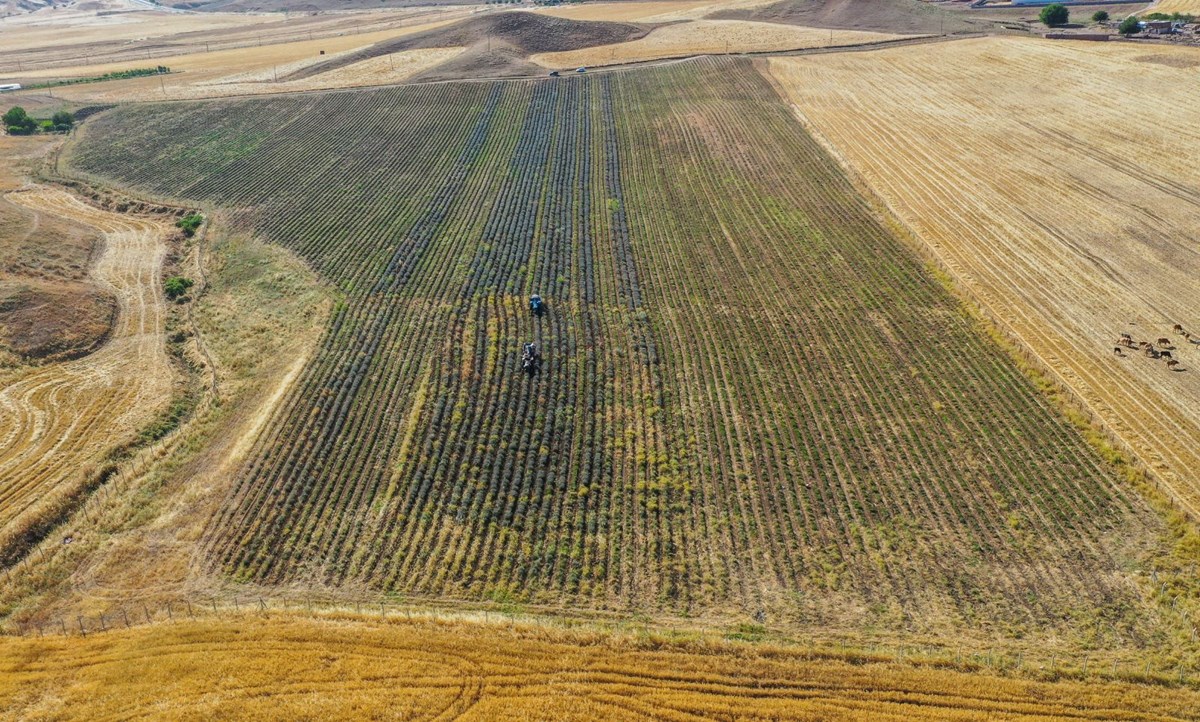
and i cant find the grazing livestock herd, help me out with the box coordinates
[1113,325,1192,372]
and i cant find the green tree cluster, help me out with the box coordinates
[1119,15,1142,34]
[3,106,37,135]
[3,106,73,135]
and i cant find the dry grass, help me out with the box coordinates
[0,220,331,624]
[771,36,1200,515]
[3,614,1200,720]
[531,19,905,68]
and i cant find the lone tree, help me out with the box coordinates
[1092,10,1109,23]
[1118,15,1142,35]
[1040,3,1069,27]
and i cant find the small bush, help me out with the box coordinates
[51,110,74,132]
[1040,3,1069,27]
[164,276,194,299]
[176,213,204,236]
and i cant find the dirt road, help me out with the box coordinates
[0,186,173,560]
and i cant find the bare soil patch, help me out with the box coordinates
[0,137,115,361]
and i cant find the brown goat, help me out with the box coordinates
[1167,359,1181,371]
[1157,337,1172,347]
[1114,347,1123,356]
[1174,324,1185,334]
[1161,351,1173,360]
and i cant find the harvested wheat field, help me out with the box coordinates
[0,6,469,74]
[772,37,1200,516]
[1146,0,1200,14]
[2,16,467,102]
[533,0,779,23]
[532,19,906,68]
[0,187,173,566]
[4,615,1200,720]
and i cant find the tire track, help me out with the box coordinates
[0,186,173,563]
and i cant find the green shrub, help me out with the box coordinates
[1092,10,1109,23]
[176,213,204,236]
[164,276,194,299]
[1118,15,1141,34]
[1040,3,1069,26]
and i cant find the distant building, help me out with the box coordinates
[0,83,21,92]
[1141,20,1179,34]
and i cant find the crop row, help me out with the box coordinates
[69,59,1162,634]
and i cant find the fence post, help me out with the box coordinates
[233,597,239,614]
[211,598,218,615]
[59,618,67,636]
[77,616,86,637]
[122,608,130,628]
[259,597,266,612]
[99,613,107,632]
[142,602,152,624]
[187,600,194,619]
[166,602,173,622]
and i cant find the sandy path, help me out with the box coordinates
[0,186,172,557]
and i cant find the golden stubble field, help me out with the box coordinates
[4,614,1200,720]
[533,0,777,23]
[4,15,470,101]
[1147,0,1200,14]
[771,36,1200,515]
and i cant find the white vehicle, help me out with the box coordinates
[0,84,21,93]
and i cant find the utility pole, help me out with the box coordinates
[159,73,166,96]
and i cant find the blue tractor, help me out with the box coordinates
[529,294,544,316]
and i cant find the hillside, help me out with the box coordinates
[283,11,656,81]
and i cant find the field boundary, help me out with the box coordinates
[4,595,1198,689]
